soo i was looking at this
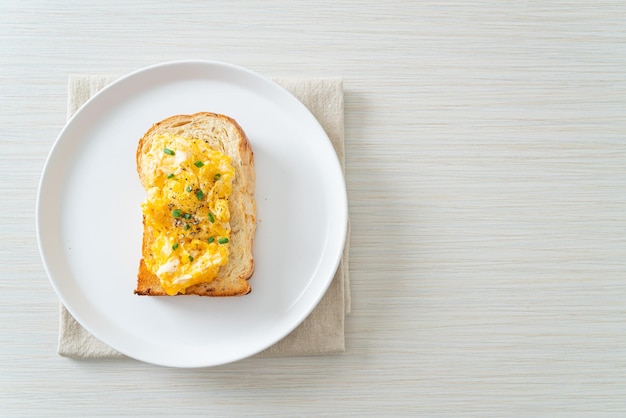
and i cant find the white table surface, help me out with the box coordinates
[2,1,626,416]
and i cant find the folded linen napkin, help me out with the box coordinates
[58,74,350,360]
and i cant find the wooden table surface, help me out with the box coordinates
[2,1,625,415]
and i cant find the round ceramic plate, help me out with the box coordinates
[36,61,347,368]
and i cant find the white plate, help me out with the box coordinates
[36,61,347,368]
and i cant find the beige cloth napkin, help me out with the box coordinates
[58,74,350,360]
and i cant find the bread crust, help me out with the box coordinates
[134,112,255,296]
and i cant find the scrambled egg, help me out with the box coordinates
[141,133,235,295]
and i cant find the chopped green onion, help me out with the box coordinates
[196,190,205,200]
[208,212,215,223]
[214,173,221,181]
[218,237,229,244]
[188,255,194,262]
[172,209,182,218]
[183,213,192,219]
[186,185,192,192]
[172,243,179,250]
[184,224,190,230]
[164,148,175,156]
[194,161,204,168]
[208,236,215,243]
[167,173,174,179]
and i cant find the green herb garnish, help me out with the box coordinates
[172,209,182,218]
[183,213,192,219]
[208,236,215,243]
[167,173,174,179]
[196,190,205,200]
[186,185,192,192]
[208,212,215,223]
[214,173,221,181]
[194,161,204,168]
[172,243,179,250]
[184,224,190,230]
[188,255,194,262]
[218,237,229,244]
[163,148,175,156]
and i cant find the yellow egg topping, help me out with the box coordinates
[141,133,235,295]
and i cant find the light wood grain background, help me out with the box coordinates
[2,1,625,416]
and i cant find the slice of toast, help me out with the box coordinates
[135,112,255,296]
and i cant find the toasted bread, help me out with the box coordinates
[135,112,255,296]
